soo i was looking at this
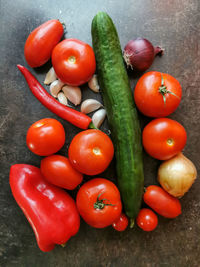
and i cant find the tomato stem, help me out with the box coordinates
[94,192,115,210]
[159,75,179,105]
[61,22,67,34]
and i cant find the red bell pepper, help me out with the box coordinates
[17,64,93,130]
[9,164,80,252]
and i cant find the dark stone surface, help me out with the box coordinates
[0,0,200,266]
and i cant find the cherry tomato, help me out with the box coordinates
[112,213,129,231]
[136,209,158,231]
[142,118,187,160]
[24,20,64,68]
[143,185,181,218]
[52,39,96,86]
[134,71,182,117]
[26,118,65,156]
[76,178,122,228]
[40,155,83,190]
[68,129,114,175]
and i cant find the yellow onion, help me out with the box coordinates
[158,153,197,198]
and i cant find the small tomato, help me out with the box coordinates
[143,185,181,218]
[112,213,129,231]
[24,20,64,67]
[136,208,158,232]
[26,118,65,156]
[40,155,83,190]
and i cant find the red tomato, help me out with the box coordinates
[26,118,65,156]
[24,20,63,68]
[40,155,83,190]
[143,185,181,218]
[134,71,182,117]
[136,208,158,231]
[112,213,129,231]
[52,39,96,86]
[142,118,187,160]
[76,178,122,228]
[68,129,114,175]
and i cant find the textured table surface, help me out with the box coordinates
[0,0,200,266]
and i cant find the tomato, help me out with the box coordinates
[24,20,63,68]
[112,213,129,231]
[136,209,158,231]
[76,178,122,228]
[68,129,114,175]
[143,185,181,218]
[142,118,187,160]
[52,39,96,86]
[26,118,65,156]
[134,71,182,117]
[40,155,83,190]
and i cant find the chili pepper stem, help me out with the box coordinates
[130,218,135,228]
[89,122,99,130]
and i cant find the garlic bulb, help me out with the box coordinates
[81,99,103,114]
[92,109,106,128]
[158,153,197,198]
[44,67,57,84]
[50,80,64,98]
[88,74,100,93]
[62,85,81,106]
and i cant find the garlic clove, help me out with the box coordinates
[92,109,106,128]
[44,67,57,85]
[80,99,103,114]
[88,74,100,93]
[57,92,68,106]
[50,80,64,98]
[62,85,82,106]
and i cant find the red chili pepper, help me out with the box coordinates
[9,164,80,252]
[17,64,92,129]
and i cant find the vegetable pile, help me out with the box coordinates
[10,12,197,252]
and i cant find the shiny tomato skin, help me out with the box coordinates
[68,130,114,175]
[76,178,122,228]
[136,208,158,231]
[24,20,63,68]
[142,118,187,160]
[26,118,65,156]
[52,39,96,86]
[40,155,83,190]
[112,213,129,231]
[134,71,182,117]
[143,185,181,218]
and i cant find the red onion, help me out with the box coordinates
[123,38,163,72]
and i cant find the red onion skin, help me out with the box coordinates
[123,38,163,72]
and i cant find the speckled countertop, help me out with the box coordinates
[0,0,200,266]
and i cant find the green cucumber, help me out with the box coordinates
[91,12,144,223]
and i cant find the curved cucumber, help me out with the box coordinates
[91,12,144,221]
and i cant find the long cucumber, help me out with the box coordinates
[91,12,144,223]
